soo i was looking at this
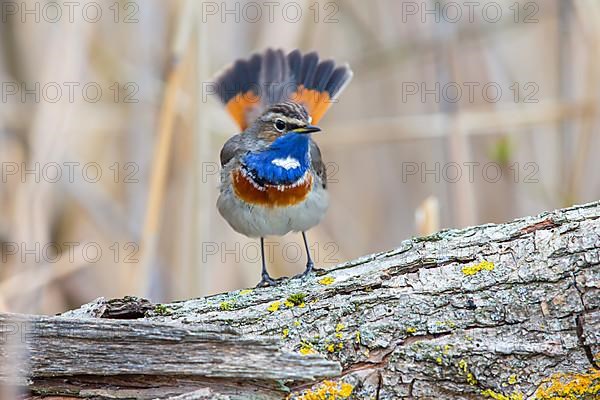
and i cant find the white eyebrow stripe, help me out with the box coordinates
[260,113,306,127]
[272,156,301,170]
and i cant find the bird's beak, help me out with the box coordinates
[292,125,322,134]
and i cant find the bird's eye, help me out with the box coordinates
[274,119,286,132]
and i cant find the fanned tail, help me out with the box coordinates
[213,49,353,130]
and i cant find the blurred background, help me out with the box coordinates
[0,0,598,314]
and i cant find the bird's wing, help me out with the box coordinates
[220,133,247,167]
[310,140,327,189]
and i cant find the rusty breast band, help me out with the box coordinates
[231,167,313,207]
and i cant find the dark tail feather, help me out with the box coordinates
[287,49,303,81]
[298,51,319,88]
[288,51,353,123]
[325,65,353,100]
[215,55,261,105]
[261,49,294,105]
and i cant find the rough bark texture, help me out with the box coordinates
[1,202,599,399]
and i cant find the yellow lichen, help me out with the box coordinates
[282,328,289,338]
[335,323,345,332]
[239,289,253,295]
[318,276,335,285]
[436,357,443,365]
[481,389,523,400]
[458,359,478,385]
[534,369,600,400]
[339,383,353,397]
[406,327,417,334]
[462,260,495,276]
[294,320,301,327]
[299,348,316,355]
[508,375,517,385]
[267,301,281,312]
[335,333,343,339]
[467,372,478,386]
[284,300,306,308]
[219,301,234,311]
[355,331,361,343]
[299,344,317,356]
[327,343,335,353]
[337,342,343,350]
[291,380,353,400]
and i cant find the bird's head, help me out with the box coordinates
[252,101,321,142]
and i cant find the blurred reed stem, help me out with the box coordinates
[131,0,195,298]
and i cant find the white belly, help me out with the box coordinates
[217,184,329,238]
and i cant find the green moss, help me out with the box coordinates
[153,304,172,316]
[286,292,307,306]
[413,232,444,242]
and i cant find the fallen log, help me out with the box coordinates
[1,201,599,399]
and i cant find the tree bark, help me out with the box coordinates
[1,201,599,399]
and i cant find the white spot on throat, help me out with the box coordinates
[272,156,301,170]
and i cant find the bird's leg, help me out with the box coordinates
[302,231,314,275]
[256,237,282,287]
[295,231,325,278]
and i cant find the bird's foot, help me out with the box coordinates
[293,263,326,279]
[255,274,287,288]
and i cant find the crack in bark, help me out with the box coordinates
[341,344,397,375]
[375,370,383,400]
[570,271,599,370]
[575,314,598,369]
[519,218,560,234]
[407,378,415,398]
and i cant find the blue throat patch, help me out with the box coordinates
[243,133,311,186]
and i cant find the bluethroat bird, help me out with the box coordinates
[213,49,353,287]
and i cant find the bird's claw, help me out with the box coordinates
[293,263,326,279]
[255,275,287,288]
